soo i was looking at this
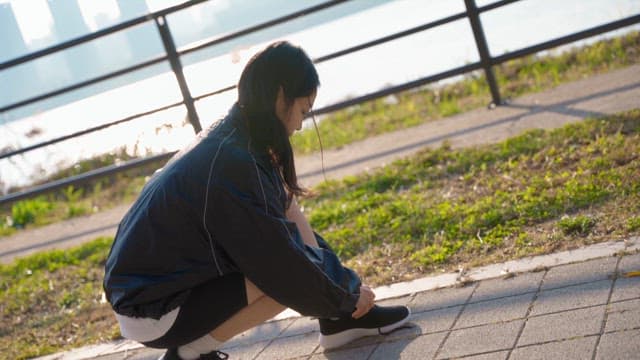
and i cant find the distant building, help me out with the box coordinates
[0,3,29,112]
[0,3,28,60]
[117,0,161,63]
[48,0,94,81]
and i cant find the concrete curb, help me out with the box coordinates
[37,236,639,360]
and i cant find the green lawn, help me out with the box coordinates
[0,237,118,360]
[1,109,638,359]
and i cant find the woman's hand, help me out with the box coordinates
[352,285,375,319]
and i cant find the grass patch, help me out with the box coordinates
[291,31,640,155]
[627,216,640,232]
[558,215,597,236]
[0,237,118,360]
[1,110,638,359]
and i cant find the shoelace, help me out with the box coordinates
[200,350,229,360]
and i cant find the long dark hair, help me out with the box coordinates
[237,41,319,200]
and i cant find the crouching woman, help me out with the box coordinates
[103,41,410,360]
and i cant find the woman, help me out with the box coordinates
[103,41,410,360]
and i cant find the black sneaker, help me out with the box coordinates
[318,305,411,349]
[200,350,228,360]
[158,348,228,360]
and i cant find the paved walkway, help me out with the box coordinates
[39,238,640,360]
[1,64,639,263]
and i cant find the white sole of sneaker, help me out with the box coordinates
[318,307,412,349]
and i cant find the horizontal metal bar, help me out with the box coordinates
[0,55,167,113]
[178,0,352,56]
[311,62,482,116]
[193,85,237,102]
[477,0,522,13]
[491,14,640,65]
[0,101,184,160]
[314,11,468,63]
[0,152,176,206]
[0,0,208,71]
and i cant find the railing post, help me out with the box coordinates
[155,16,202,133]
[464,0,502,107]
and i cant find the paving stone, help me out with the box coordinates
[129,352,164,360]
[470,271,543,303]
[410,283,476,313]
[595,329,640,360]
[254,332,318,360]
[530,280,612,316]
[510,336,597,360]
[279,316,320,338]
[92,348,163,360]
[455,293,534,328]
[611,253,640,302]
[605,299,640,332]
[378,294,414,307]
[411,305,462,334]
[610,276,640,302]
[541,256,617,290]
[518,306,605,346]
[310,344,377,360]
[223,340,270,360]
[618,252,640,272]
[437,320,523,359]
[369,332,446,360]
[223,318,294,349]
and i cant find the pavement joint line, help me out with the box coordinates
[430,282,478,359]
[602,326,640,335]
[309,339,320,357]
[367,343,384,359]
[246,331,275,360]
[535,278,615,294]
[454,347,513,359]
[410,302,465,316]
[608,296,640,306]
[505,267,547,358]
[507,333,600,353]
[591,255,622,360]
[435,318,526,360]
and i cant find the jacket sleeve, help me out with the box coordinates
[206,155,360,319]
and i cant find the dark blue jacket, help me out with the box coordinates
[103,105,361,320]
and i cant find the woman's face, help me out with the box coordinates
[276,89,317,137]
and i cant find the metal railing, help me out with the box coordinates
[1,0,639,205]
